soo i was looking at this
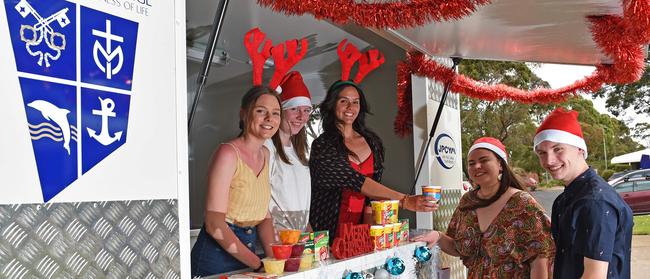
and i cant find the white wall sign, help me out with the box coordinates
[411,68,463,229]
[1,0,187,204]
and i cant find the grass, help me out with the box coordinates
[634,215,650,235]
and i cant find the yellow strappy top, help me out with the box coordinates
[223,143,271,227]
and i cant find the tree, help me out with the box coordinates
[459,60,641,182]
[632,123,650,148]
[560,97,643,171]
[459,60,550,176]
[593,62,650,117]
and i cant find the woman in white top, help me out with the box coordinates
[265,71,313,231]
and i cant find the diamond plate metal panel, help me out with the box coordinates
[0,200,180,279]
[432,189,466,279]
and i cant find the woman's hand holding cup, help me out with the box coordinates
[402,195,438,212]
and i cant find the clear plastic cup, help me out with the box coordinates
[262,258,286,275]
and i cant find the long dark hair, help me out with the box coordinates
[239,86,287,159]
[459,150,525,210]
[319,81,384,161]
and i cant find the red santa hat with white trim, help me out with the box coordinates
[533,107,588,158]
[468,137,508,163]
[276,71,311,109]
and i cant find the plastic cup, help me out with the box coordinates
[384,224,395,248]
[290,242,306,257]
[284,257,302,272]
[392,222,402,245]
[299,254,314,271]
[271,243,293,259]
[422,185,442,203]
[390,200,399,223]
[370,225,385,250]
[371,200,388,225]
[262,258,286,275]
[279,229,301,245]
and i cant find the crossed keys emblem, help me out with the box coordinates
[14,0,70,67]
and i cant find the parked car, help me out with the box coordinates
[611,176,650,215]
[608,169,650,185]
[608,169,634,182]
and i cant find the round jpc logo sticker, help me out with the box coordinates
[434,133,457,169]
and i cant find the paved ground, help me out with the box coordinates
[631,235,650,278]
[530,187,562,216]
[531,188,648,278]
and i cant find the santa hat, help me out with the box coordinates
[533,107,588,158]
[276,71,311,109]
[468,137,508,163]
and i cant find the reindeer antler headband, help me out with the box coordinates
[333,39,385,89]
[244,27,308,89]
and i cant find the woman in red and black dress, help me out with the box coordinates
[309,81,437,239]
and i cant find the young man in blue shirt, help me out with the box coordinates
[534,108,633,279]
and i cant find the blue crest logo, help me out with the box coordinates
[4,0,138,201]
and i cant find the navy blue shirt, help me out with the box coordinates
[551,168,633,279]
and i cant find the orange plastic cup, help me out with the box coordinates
[279,229,301,245]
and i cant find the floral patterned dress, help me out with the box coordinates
[446,191,555,278]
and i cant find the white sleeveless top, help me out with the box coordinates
[264,140,311,231]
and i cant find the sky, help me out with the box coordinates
[532,63,649,148]
[532,64,649,131]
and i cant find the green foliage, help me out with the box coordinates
[633,123,650,148]
[634,215,650,235]
[601,169,615,180]
[306,104,321,139]
[538,179,563,189]
[594,63,650,118]
[459,60,550,175]
[611,164,632,172]
[459,60,641,178]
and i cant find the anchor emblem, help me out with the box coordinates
[14,0,70,67]
[92,19,124,80]
[87,97,123,146]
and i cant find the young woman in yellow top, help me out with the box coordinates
[191,87,282,276]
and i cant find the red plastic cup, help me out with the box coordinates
[290,242,306,257]
[271,243,293,259]
[284,257,302,272]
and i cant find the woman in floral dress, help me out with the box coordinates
[414,137,554,278]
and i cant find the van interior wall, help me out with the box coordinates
[186,28,417,229]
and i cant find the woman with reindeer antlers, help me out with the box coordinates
[190,28,304,276]
[263,37,314,233]
[309,40,438,240]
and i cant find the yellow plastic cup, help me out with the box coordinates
[384,224,395,248]
[392,222,402,245]
[390,200,399,223]
[299,254,314,271]
[371,200,387,225]
[262,258,286,275]
[370,225,385,250]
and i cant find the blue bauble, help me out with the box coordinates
[415,246,432,262]
[344,272,363,279]
[385,257,406,275]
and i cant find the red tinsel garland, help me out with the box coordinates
[257,0,491,29]
[394,0,650,137]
